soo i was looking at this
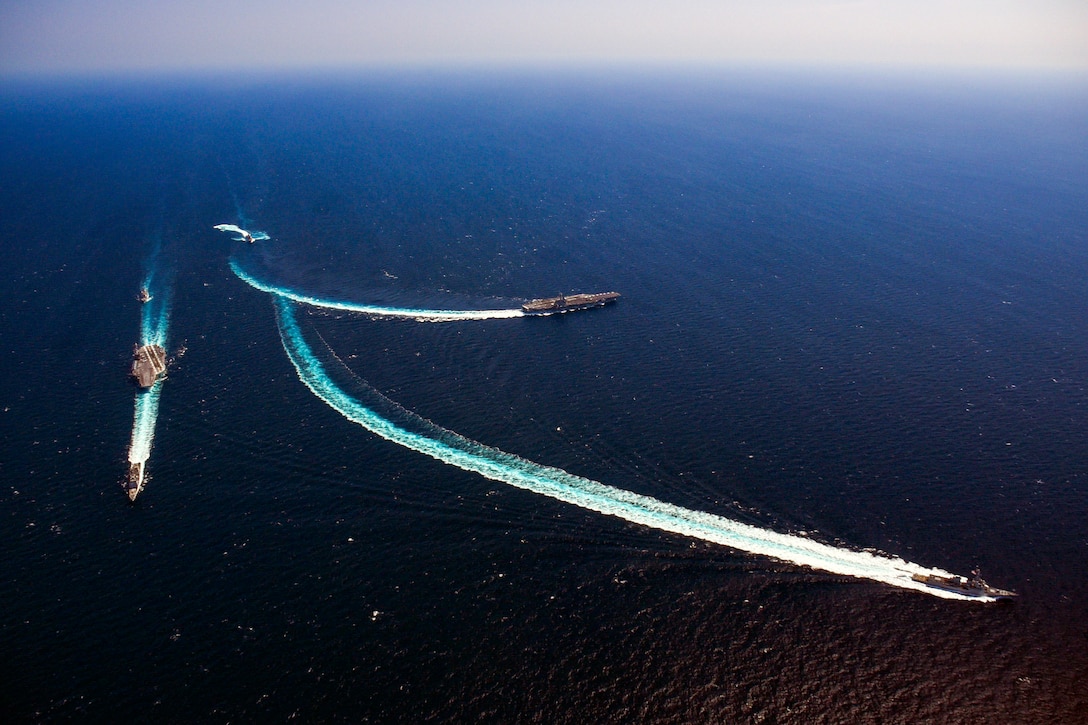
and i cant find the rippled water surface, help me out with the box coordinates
[1,71,1086,722]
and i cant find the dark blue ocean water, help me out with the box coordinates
[2,70,1087,722]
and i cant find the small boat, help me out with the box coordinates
[137,288,152,303]
[911,571,1017,601]
[522,291,620,315]
[213,223,257,244]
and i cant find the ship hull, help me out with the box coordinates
[124,461,144,501]
[521,291,620,315]
[912,573,1017,600]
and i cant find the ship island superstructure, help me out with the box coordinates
[522,291,620,315]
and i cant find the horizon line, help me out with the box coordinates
[3,59,1088,85]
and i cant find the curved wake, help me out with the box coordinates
[230,259,524,321]
[270,296,987,600]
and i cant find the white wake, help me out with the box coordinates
[230,259,524,321]
[269,296,990,601]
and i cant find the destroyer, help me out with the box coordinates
[124,461,145,501]
[130,344,167,388]
[522,291,620,315]
[912,571,1017,601]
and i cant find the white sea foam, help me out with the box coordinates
[230,259,524,321]
[271,296,988,601]
[128,381,161,467]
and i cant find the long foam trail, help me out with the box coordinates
[126,270,171,500]
[272,297,989,601]
[231,259,524,321]
[139,269,170,347]
[128,383,162,466]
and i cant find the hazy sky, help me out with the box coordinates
[2,0,1086,76]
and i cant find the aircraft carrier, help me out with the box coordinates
[522,291,620,315]
[130,344,167,388]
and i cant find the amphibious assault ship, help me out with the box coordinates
[130,344,167,388]
[912,571,1017,601]
[522,291,620,315]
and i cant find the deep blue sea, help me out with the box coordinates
[1,70,1087,722]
